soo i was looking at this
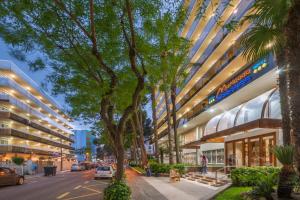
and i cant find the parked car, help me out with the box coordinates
[79,162,92,170]
[0,167,24,186]
[71,164,84,172]
[94,166,115,179]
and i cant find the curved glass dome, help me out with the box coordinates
[235,90,273,126]
[218,105,242,132]
[204,114,224,136]
[265,89,281,119]
[203,88,280,136]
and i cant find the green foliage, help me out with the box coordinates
[215,187,251,200]
[249,173,277,200]
[149,161,186,175]
[11,157,24,166]
[231,167,280,186]
[104,181,131,200]
[273,145,294,165]
[239,0,292,62]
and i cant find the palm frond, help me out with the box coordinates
[248,0,291,27]
[239,25,283,62]
[273,145,294,165]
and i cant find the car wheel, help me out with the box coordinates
[17,177,24,185]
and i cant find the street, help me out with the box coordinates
[0,170,110,200]
[0,169,168,200]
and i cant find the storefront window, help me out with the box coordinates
[217,149,224,163]
[203,149,224,164]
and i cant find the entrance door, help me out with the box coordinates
[261,135,275,166]
[249,138,260,166]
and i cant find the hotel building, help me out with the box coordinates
[154,0,282,168]
[0,60,74,170]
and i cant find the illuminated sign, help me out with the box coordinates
[208,58,272,105]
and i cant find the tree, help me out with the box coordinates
[150,86,159,162]
[0,0,161,181]
[153,11,189,164]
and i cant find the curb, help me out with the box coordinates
[129,167,143,175]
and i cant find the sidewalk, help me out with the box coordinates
[141,175,231,200]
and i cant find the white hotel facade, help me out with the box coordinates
[154,0,283,168]
[0,60,75,170]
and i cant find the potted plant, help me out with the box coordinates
[273,145,295,198]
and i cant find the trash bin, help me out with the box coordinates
[44,166,57,176]
[52,166,57,176]
[44,166,50,176]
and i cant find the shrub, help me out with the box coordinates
[104,181,131,200]
[172,164,186,175]
[12,157,24,165]
[249,173,277,200]
[231,167,280,186]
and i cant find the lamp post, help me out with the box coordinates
[60,139,63,171]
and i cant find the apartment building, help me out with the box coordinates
[154,0,282,168]
[0,60,75,170]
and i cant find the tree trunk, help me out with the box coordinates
[284,0,300,173]
[164,90,174,164]
[276,51,291,145]
[150,87,159,162]
[160,148,164,164]
[277,165,295,198]
[171,82,180,163]
[132,113,148,166]
[115,135,125,181]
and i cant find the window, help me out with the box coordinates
[202,149,224,164]
[0,138,8,145]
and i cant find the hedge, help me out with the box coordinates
[149,162,186,175]
[231,166,280,186]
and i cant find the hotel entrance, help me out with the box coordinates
[225,132,276,167]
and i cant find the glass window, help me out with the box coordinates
[267,89,281,119]
[217,149,224,164]
[235,90,272,126]
[218,106,242,131]
[204,114,224,135]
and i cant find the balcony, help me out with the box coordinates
[0,111,73,142]
[0,128,73,150]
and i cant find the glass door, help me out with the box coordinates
[249,138,260,166]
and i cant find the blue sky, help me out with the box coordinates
[0,39,89,130]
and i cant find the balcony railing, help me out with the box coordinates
[0,77,71,126]
[0,128,73,150]
[0,93,72,134]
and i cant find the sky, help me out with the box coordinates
[0,38,89,130]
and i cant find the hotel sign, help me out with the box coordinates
[208,58,273,105]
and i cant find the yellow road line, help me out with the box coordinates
[74,185,82,190]
[56,192,70,199]
[63,193,99,200]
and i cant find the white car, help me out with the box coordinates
[94,166,115,179]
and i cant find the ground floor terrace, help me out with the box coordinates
[159,87,283,171]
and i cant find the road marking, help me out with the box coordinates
[63,193,99,200]
[27,180,38,184]
[86,182,109,187]
[84,181,89,184]
[56,192,70,199]
[82,186,101,193]
[74,185,82,190]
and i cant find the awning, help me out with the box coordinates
[181,118,281,148]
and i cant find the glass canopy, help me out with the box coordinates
[204,88,280,136]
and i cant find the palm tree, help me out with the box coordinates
[273,145,295,198]
[239,0,300,170]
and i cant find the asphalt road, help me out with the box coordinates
[0,170,110,200]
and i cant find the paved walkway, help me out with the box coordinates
[143,176,230,200]
[127,169,231,200]
[126,169,168,200]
